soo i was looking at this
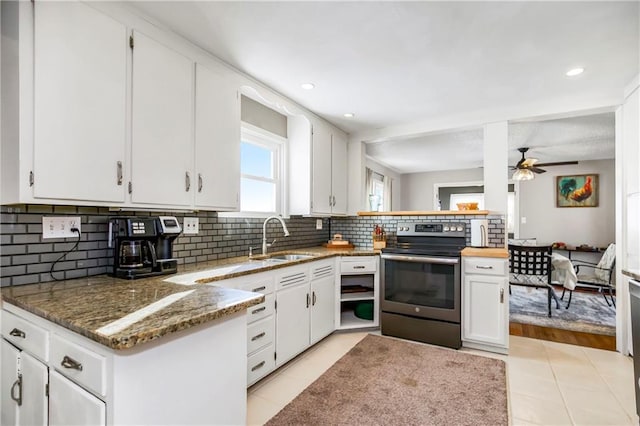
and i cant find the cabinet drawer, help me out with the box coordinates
[1,310,49,361]
[238,277,275,295]
[247,344,275,386]
[340,257,377,274]
[464,257,507,276]
[247,316,275,355]
[50,334,106,396]
[247,293,275,324]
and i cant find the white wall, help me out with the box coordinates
[518,159,615,247]
[400,168,483,211]
[365,158,402,211]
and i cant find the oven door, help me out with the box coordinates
[380,253,461,323]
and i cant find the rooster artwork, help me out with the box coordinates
[556,174,599,207]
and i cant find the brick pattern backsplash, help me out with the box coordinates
[0,205,329,287]
[0,205,505,287]
[330,215,505,249]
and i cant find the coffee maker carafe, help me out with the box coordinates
[110,216,181,279]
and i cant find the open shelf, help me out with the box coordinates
[340,309,375,329]
[340,291,375,302]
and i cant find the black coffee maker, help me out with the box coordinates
[109,216,181,279]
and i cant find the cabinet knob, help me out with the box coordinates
[61,355,83,371]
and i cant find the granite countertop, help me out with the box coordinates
[623,269,640,282]
[1,246,377,350]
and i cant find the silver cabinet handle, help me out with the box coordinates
[185,172,191,192]
[353,265,366,269]
[9,328,25,338]
[312,291,316,306]
[252,286,266,292]
[332,195,336,206]
[198,173,203,193]
[10,375,22,406]
[251,306,266,315]
[500,288,504,304]
[116,161,123,186]
[61,355,83,371]
[306,293,310,308]
[329,195,332,207]
[476,265,494,270]
[251,332,266,342]
[381,253,459,265]
[251,361,265,372]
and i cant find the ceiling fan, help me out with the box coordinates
[511,147,578,180]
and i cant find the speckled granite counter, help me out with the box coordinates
[0,246,377,350]
[623,269,640,282]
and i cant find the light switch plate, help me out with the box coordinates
[521,217,527,224]
[183,217,199,234]
[42,216,81,239]
[316,219,323,230]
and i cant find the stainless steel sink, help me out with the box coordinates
[267,254,315,261]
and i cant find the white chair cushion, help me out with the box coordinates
[595,243,615,282]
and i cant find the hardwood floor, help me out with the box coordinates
[509,322,616,351]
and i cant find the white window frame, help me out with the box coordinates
[220,122,287,218]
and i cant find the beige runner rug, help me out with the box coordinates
[266,334,508,425]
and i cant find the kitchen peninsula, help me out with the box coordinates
[1,274,263,425]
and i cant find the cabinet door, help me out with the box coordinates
[194,64,240,210]
[131,31,194,206]
[1,340,19,426]
[462,274,508,347]
[275,283,310,366]
[311,122,333,214]
[18,351,48,426]
[310,274,336,345]
[0,341,48,426]
[49,371,105,426]
[33,1,127,203]
[331,132,348,214]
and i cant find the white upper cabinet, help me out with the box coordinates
[290,117,349,216]
[130,31,194,207]
[194,64,240,210]
[32,1,127,203]
[311,121,333,215]
[330,131,348,215]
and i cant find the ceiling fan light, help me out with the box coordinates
[513,168,535,181]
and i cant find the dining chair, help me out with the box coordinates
[571,243,616,307]
[508,244,560,317]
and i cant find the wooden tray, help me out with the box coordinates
[323,242,355,249]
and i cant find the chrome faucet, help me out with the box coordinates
[262,216,290,255]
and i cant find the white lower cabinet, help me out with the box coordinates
[275,266,312,366]
[1,339,48,426]
[310,261,336,345]
[49,371,105,426]
[462,256,509,354]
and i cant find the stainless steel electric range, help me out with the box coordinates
[380,222,466,349]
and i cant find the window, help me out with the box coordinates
[239,124,285,214]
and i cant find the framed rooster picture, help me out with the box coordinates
[556,174,599,208]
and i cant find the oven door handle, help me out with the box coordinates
[381,253,459,265]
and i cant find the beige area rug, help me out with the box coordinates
[266,334,508,425]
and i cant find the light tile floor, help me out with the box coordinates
[247,332,639,425]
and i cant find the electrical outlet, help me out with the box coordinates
[183,217,199,235]
[521,217,527,224]
[316,219,323,230]
[42,216,81,239]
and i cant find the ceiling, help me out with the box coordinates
[127,1,636,173]
[365,112,616,173]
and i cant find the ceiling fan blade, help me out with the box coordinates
[535,161,579,167]
[529,166,547,174]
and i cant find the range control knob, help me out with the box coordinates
[443,226,450,231]
[456,226,464,232]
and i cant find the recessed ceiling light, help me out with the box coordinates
[566,67,584,77]
[343,113,355,118]
[301,83,315,90]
